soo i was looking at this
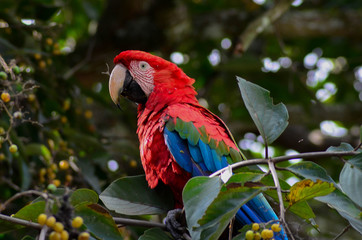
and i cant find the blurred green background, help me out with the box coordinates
[0,0,361,239]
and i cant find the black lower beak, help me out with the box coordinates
[121,70,147,104]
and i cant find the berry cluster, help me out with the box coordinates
[245,223,282,240]
[38,214,89,240]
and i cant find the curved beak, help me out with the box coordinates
[109,64,147,106]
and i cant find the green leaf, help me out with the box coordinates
[0,201,46,234]
[226,172,265,185]
[99,175,173,215]
[316,190,362,234]
[78,159,102,194]
[14,201,45,222]
[326,142,354,152]
[75,203,123,240]
[286,161,335,184]
[138,228,172,240]
[237,76,289,145]
[183,176,223,240]
[288,179,335,205]
[287,161,362,233]
[70,188,99,207]
[24,143,52,163]
[197,187,264,240]
[339,153,362,207]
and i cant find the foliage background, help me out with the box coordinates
[0,0,361,239]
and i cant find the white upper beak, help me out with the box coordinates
[109,64,127,105]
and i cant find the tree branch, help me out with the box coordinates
[113,217,166,230]
[268,159,285,221]
[209,150,358,178]
[0,213,42,229]
[333,224,351,240]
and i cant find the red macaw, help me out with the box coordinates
[109,50,288,240]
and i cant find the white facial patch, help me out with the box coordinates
[129,61,155,96]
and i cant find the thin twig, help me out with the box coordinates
[0,213,42,229]
[113,217,166,230]
[235,0,292,54]
[333,224,351,240]
[209,151,358,178]
[1,176,21,191]
[0,190,48,212]
[266,186,289,193]
[228,217,235,240]
[354,142,362,151]
[63,39,96,79]
[268,159,285,222]
[39,225,49,240]
[0,100,14,143]
[183,233,192,240]
[284,222,296,240]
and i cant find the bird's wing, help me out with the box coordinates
[163,117,288,240]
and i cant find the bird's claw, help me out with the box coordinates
[164,209,190,240]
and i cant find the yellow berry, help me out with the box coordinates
[39,60,46,69]
[84,110,92,119]
[51,163,58,171]
[28,93,36,102]
[1,92,10,103]
[40,168,46,176]
[46,216,56,227]
[37,213,47,225]
[46,38,53,45]
[60,116,68,124]
[34,53,41,60]
[65,174,73,182]
[62,99,71,111]
[245,230,254,240]
[0,153,5,161]
[130,160,137,168]
[271,223,281,232]
[252,223,260,231]
[48,172,56,180]
[72,216,83,228]
[48,139,55,150]
[52,179,61,187]
[60,230,69,240]
[9,144,18,153]
[0,127,5,135]
[78,232,90,240]
[59,160,69,170]
[261,229,273,239]
[49,231,61,240]
[254,232,261,240]
[53,222,64,232]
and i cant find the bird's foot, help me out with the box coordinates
[164,209,190,240]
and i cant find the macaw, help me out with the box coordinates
[109,50,288,240]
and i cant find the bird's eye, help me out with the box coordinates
[139,61,149,71]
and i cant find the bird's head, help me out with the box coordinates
[109,50,196,107]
